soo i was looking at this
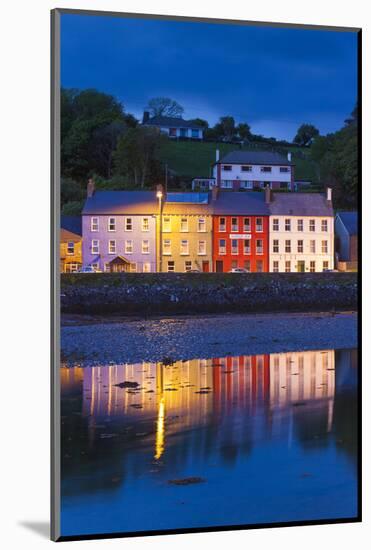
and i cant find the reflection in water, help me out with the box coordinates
[61,348,358,537]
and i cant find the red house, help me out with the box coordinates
[212,190,270,272]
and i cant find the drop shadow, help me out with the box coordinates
[18,521,50,539]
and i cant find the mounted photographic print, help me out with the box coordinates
[51,8,361,542]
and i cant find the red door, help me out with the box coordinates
[202,261,210,273]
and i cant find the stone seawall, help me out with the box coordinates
[60,273,358,316]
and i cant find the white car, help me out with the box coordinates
[229,268,249,273]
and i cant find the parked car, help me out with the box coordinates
[78,266,100,273]
[229,268,249,273]
[186,269,201,273]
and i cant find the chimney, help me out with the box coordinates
[211,185,220,201]
[216,149,220,162]
[265,185,272,204]
[87,178,95,198]
[326,187,332,203]
[287,151,292,162]
[142,111,150,124]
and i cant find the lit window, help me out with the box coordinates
[125,240,133,254]
[285,219,291,231]
[322,240,328,254]
[297,240,303,253]
[310,261,316,273]
[67,241,74,255]
[198,240,206,255]
[108,240,116,254]
[125,218,133,231]
[231,239,238,255]
[309,219,315,232]
[108,217,116,231]
[231,217,238,232]
[104,263,110,273]
[244,239,251,255]
[219,217,226,231]
[91,240,99,254]
[285,261,291,273]
[180,240,189,255]
[142,240,149,254]
[297,219,303,232]
[273,261,279,273]
[256,218,263,232]
[198,218,206,232]
[285,240,291,253]
[130,263,137,273]
[310,240,316,253]
[219,239,226,255]
[143,262,151,273]
[163,217,171,232]
[167,260,175,272]
[244,218,251,232]
[256,239,263,254]
[142,217,149,231]
[323,261,329,271]
[163,239,171,255]
[180,218,188,232]
[273,219,279,231]
[321,220,328,232]
[184,260,192,272]
[91,217,99,232]
[273,239,279,253]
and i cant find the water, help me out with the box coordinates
[60,348,358,537]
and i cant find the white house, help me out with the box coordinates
[142,112,204,140]
[267,188,334,273]
[212,150,294,190]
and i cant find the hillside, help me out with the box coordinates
[159,140,320,184]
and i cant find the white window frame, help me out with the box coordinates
[219,217,226,232]
[167,260,175,273]
[323,261,329,271]
[244,239,251,255]
[273,219,279,231]
[67,241,74,255]
[125,240,133,254]
[91,239,99,254]
[309,219,316,232]
[108,217,116,232]
[231,239,239,255]
[256,218,263,233]
[310,240,316,253]
[198,240,206,255]
[322,240,328,254]
[108,239,116,254]
[285,240,291,253]
[142,239,150,254]
[219,239,226,255]
[297,219,304,232]
[273,261,279,273]
[244,217,251,232]
[321,219,328,232]
[285,219,291,232]
[142,217,150,232]
[310,261,316,273]
[125,217,133,231]
[180,239,189,255]
[273,240,279,253]
[180,217,188,232]
[163,239,171,255]
[198,217,206,232]
[184,260,192,272]
[163,217,171,232]
[297,240,304,253]
[256,239,263,255]
[285,261,291,273]
[91,217,99,232]
[241,165,252,172]
[231,217,238,232]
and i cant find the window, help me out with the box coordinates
[108,240,116,254]
[285,219,291,231]
[285,240,291,253]
[108,217,116,231]
[244,217,251,232]
[297,219,303,232]
[221,180,233,188]
[231,217,238,232]
[323,261,329,271]
[91,239,99,254]
[310,261,316,273]
[322,240,328,254]
[231,239,238,255]
[241,165,252,172]
[142,240,149,254]
[125,240,133,254]
[273,219,279,231]
[142,217,149,231]
[104,262,110,272]
[256,260,263,272]
[297,240,303,253]
[273,261,279,273]
[256,218,263,232]
[273,239,279,253]
[180,217,188,232]
[91,263,99,271]
[143,262,151,273]
[309,219,315,232]
[261,166,272,172]
[310,240,316,253]
[91,217,99,232]
[219,239,226,255]
[198,240,206,255]
[180,240,189,255]
[198,217,206,232]
[321,220,328,232]
[240,181,253,189]
[219,217,226,232]
[184,260,192,272]
[244,239,251,255]
[169,128,177,137]
[163,239,171,255]
[285,261,291,273]
[167,261,175,272]
[125,218,133,231]
[223,165,232,171]
[67,241,74,255]
[231,260,238,269]
[180,128,188,137]
[280,167,290,173]
[256,239,263,255]
[244,260,251,272]
[191,129,199,138]
[130,263,137,273]
[163,217,171,232]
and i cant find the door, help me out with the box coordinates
[297,261,305,273]
[216,260,223,273]
[202,261,209,273]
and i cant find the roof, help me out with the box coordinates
[82,191,158,215]
[166,192,209,204]
[212,191,270,216]
[216,150,293,166]
[268,193,334,217]
[163,192,213,215]
[337,211,358,235]
[61,215,82,236]
[144,116,204,129]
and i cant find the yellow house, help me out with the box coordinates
[60,215,82,273]
[158,193,213,272]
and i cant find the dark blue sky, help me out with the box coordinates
[61,13,358,141]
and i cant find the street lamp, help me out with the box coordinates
[157,189,163,273]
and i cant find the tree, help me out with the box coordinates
[237,122,252,140]
[293,123,320,146]
[146,97,184,118]
[214,116,236,141]
[188,118,209,129]
[114,127,165,188]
